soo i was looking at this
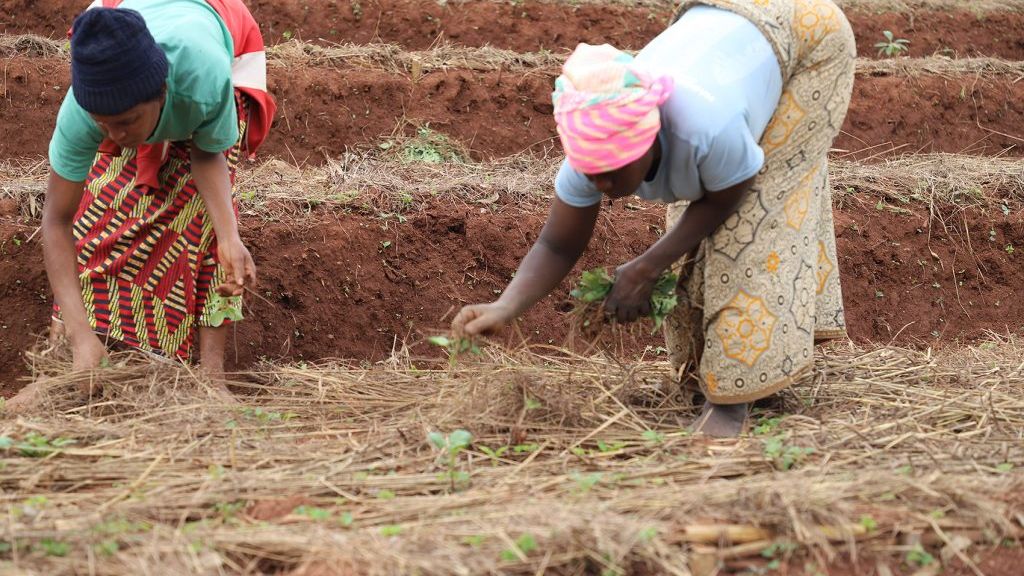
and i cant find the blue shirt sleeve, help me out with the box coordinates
[554,160,602,207]
[698,114,764,192]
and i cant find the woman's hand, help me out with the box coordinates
[604,258,661,323]
[451,302,518,337]
[216,236,257,296]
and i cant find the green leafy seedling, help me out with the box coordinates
[762,435,814,470]
[206,291,243,327]
[641,430,665,444]
[570,267,679,334]
[859,515,878,532]
[428,429,473,491]
[905,544,935,567]
[500,533,537,562]
[294,505,332,520]
[479,445,510,464]
[9,433,76,458]
[875,30,910,57]
[427,335,481,366]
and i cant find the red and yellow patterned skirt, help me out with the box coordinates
[54,95,250,361]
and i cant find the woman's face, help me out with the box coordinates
[89,95,164,148]
[583,140,660,200]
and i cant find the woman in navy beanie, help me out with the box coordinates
[8,0,276,412]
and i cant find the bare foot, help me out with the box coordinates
[3,378,50,415]
[690,401,749,438]
[199,364,240,405]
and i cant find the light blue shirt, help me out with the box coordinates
[555,5,783,207]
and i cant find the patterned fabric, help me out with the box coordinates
[552,43,674,174]
[53,95,250,361]
[663,0,854,404]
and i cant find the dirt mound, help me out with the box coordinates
[4,0,1024,60]
[3,192,1023,394]
[2,57,1023,164]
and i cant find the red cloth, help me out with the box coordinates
[70,0,276,188]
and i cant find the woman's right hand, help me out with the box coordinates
[451,302,517,337]
[71,332,107,370]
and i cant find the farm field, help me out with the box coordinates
[1,0,1022,574]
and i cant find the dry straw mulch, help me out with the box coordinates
[1,337,1022,575]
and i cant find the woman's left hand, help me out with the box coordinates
[604,258,661,323]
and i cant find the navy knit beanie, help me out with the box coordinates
[70,8,169,116]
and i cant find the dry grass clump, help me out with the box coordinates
[1,337,1022,575]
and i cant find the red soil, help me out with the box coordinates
[2,58,1022,164]
[2,192,1023,395]
[4,0,1024,60]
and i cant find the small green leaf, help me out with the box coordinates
[427,335,451,348]
[996,462,1014,473]
[641,430,665,443]
[462,534,486,547]
[377,489,396,501]
[859,515,878,532]
[448,429,473,450]
[379,525,403,536]
[427,431,446,449]
[338,511,354,527]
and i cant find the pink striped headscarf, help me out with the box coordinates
[553,43,673,175]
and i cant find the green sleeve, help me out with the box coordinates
[48,91,103,182]
[192,77,239,154]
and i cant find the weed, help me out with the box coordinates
[338,511,355,527]
[641,430,665,444]
[428,429,473,491]
[1,433,76,458]
[996,462,1014,473]
[379,525,403,536]
[294,505,332,521]
[512,443,539,454]
[753,416,783,436]
[905,544,935,567]
[570,472,602,493]
[1006,244,1015,255]
[376,489,396,501]
[401,126,463,164]
[427,335,481,366]
[570,267,678,333]
[36,539,70,557]
[638,527,659,542]
[875,31,910,57]
[94,540,119,556]
[762,435,814,470]
[478,444,510,464]
[761,540,798,570]
[462,535,486,547]
[500,533,537,562]
[859,515,878,532]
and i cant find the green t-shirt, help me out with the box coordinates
[49,0,237,182]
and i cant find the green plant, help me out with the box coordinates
[462,534,486,547]
[905,544,935,567]
[1006,244,1015,255]
[428,429,473,491]
[875,31,910,57]
[570,267,678,333]
[762,435,814,470]
[859,515,878,532]
[753,416,783,436]
[205,292,243,327]
[570,472,602,493]
[479,444,510,464]
[499,533,537,562]
[1,433,76,458]
[294,505,332,521]
[427,335,481,366]
[380,524,403,536]
[761,540,798,570]
[36,539,70,557]
[641,430,665,444]
[401,126,463,164]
